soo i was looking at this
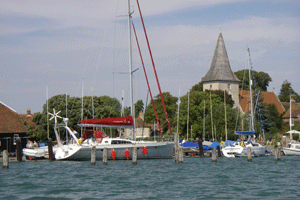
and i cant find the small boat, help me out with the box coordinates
[221,141,266,158]
[23,147,47,159]
[282,142,300,156]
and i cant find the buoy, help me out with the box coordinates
[125,149,129,159]
[111,150,116,160]
[143,146,147,155]
[220,141,225,148]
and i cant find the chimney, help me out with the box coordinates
[27,108,31,115]
[139,111,144,120]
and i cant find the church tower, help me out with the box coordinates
[202,32,240,107]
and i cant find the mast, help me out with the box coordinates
[187,91,190,140]
[81,80,84,137]
[248,51,254,131]
[290,95,292,139]
[176,87,181,135]
[127,0,135,140]
[210,91,214,141]
[46,86,49,139]
[203,99,205,141]
[224,90,227,141]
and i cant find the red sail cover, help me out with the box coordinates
[81,116,133,126]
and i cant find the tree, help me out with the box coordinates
[234,70,272,91]
[144,92,178,134]
[135,100,144,117]
[191,81,203,92]
[278,80,299,102]
[33,94,122,141]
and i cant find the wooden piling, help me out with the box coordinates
[277,147,281,161]
[47,138,55,161]
[132,147,137,165]
[91,146,96,165]
[174,133,179,163]
[198,138,204,157]
[178,147,183,163]
[274,146,280,161]
[217,146,221,157]
[16,138,22,162]
[212,148,217,162]
[2,150,9,169]
[103,148,107,165]
[247,147,252,162]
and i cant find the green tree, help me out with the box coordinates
[33,94,122,141]
[178,91,239,141]
[144,92,178,134]
[191,81,203,92]
[278,80,299,102]
[135,100,144,117]
[234,70,272,91]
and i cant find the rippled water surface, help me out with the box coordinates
[1,156,299,199]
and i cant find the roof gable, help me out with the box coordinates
[239,90,285,115]
[0,102,27,134]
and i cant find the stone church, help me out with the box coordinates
[202,32,240,108]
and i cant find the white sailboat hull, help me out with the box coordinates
[55,142,174,161]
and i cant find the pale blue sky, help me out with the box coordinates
[1,0,299,114]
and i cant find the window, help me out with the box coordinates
[210,85,212,89]
[228,84,231,90]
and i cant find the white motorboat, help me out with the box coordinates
[222,141,265,158]
[23,147,47,159]
[282,142,300,156]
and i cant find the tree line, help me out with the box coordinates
[27,69,299,142]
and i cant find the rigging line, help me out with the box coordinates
[132,21,162,136]
[136,0,173,135]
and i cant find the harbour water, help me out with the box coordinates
[1,156,299,199]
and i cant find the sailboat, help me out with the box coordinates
[222,48,265,157]
[53,0,174,161]
[282,96,300,156]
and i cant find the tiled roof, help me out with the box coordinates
[19,112,37,129]
[0,102,27,134]
[282,105,300,119]
[202,32,239,83]
[239,90,285,115]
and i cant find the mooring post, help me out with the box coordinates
[91,146,96,165]
[47,138,55,161]
[277,147,281,161]
[103,148,107,166]
[16,138,22,162]
[247,147,252,162]
[178,147,183,163]
[2,150,9,169]
[217,146,221,157]
[174,132,179,163]
[132,147,137,165]
[212,148,217,162]
[274,146,279,161]
[198,138,204,157]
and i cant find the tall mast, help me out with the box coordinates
[176,87,180,135]
[248,50,254,131]
[290,95,292,139]
[46,86,49,139]
[127,0,135,140]
[187,91,190,140]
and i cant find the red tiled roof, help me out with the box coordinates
[282,105,300,119]
[239,90,285,115]
[0,102,27,134]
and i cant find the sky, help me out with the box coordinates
[1,0,299,114]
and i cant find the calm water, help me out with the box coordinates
[1,156,299,200]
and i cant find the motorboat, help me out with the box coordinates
[282,142,300,156]
[222,141,265,158]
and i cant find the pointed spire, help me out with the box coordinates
[202,32,239,83]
